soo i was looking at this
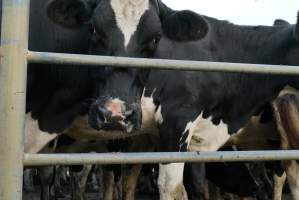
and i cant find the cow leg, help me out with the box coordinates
[157,115,190,200]
[124,164,142,200]
[158,163,187,200]
[39,166,55,200]
[53,166,69,198]
[273,172,286,200]
[90,166,100,192]
[103,170,115,200]
[70,165,93,200]
[184,163,206,200]
[273,92,299,200]
[284,161,299,200]
[208,181,221,200]
[23,168,35,192]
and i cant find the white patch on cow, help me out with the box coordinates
[140,88,160,135]
[25,114,58,153]
[110,0,149,47]
[155,105,163,125]
[183,113,230,152]
[106,98,126,118]
[273,172,286,200]
[286,161,299,200]
[158,163,187,200]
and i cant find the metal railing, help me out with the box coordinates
[1,0,299,199]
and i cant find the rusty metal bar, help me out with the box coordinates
[24,150,299,166]
[0,0,30,199]
[27,51,299,75]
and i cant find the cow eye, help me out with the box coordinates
[90,29,108,49]
[150,34,161,46]
[142,33,162,55]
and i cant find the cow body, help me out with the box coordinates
[143,17,299,199]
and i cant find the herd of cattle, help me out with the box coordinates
[1,0,299,199]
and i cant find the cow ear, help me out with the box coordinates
[47,0,98,29]
[273,19,290,26]
[161,10,209,42]
[156,1,208,41]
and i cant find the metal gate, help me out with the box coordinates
[1,0,299,199]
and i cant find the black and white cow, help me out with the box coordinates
[46,0,299,199]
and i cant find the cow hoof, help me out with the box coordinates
[171,183,188,200]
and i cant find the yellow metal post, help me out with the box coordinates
[0,0,30,199]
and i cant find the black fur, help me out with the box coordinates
[47,0,98,28]
[296,12,299,41]
[273,19,290,26]
[162,10,209,42]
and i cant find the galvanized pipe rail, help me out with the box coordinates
[24,150,299,166]
[28,51,299,75]
[0,0,29,199]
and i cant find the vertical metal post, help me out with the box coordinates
[0,0,30,199]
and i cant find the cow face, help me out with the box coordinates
[47,0,209,132]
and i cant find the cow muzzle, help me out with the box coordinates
[88,98,141,133]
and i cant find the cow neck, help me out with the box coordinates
[206,16,295,65]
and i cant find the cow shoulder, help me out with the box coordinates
[162,10,209,42]
[47,0,98,28]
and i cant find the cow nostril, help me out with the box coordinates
[124,110,134,117]
[98,107,111,121]
[110,115,124,122]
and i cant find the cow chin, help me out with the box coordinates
[88,98,142,134]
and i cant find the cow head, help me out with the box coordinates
[47,0,209,132]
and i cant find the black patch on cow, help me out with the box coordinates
[56,135,77,147]
[259,103,274,123]
[70,165,84,172]
[105,165,122,182]
[180,130,189,145]
[296,11,299,41]
[48,139,56,149]
[205,147,258,197]
[162,10,209,42]
[179,130,190,151]
[267,138,281,148]
[184,163,206,199]
[107,139,128,152]
[265,161,285,177]
[47,0,98,29]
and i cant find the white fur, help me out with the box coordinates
[155,105,163,125]
[107,98,126,111]
[273,172,286,200]
[25,114,58,153]
[140,89,162,133]
[158,163,187,200]
[286,161,299,200]
[183,113,230,152]
[110,0,149,47]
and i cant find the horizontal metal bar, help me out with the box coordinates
[27,51,299,75]
[24,150,299,166]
